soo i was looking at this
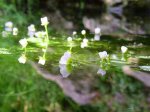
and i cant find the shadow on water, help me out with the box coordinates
[47,0,150,35]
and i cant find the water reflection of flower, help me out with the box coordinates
[97,67,106,76]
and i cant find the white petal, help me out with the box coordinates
[121,46,128,53]
[81,30,86,35]
[19,38,28,48]
[41,17,49,26]
[97,68,106,76]
[38,57,45,65]
[59,64,70,78]
[59,51,71,64]
[94,27,101,34]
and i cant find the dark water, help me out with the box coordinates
[49,0,150,35]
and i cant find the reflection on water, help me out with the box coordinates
[97,67,106,76]
[40,35,150,79]
[49,0,150,35]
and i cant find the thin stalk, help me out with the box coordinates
[42,25,49,59]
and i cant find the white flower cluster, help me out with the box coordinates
[67,37,72,42]
[38,56,46,65]
[94,27,101,41]
[98,51,108,59]
[73,31,77,35]
[59,51,72,78]
[121,46,128,53]
[81,30,86,35]
[81,38,88,48]
[18,54,26,64]
[59,51,71,64]
[41,17,49,26]
[28,24,36,37]
[35,31,46,38]
[13,27,18,35]
[5,21,13,32]
[19,38,28,48]
[2,21,18,37]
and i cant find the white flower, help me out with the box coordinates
[94,27,101,41]
[59,64,70,78]
[42,48,46,53]
[111,54,118,59]
[67,37,72,42]
[94,35,100,41]
[94,27,101,34]
[13,27,18,35]
[121,46,128,53]
[5,21,13,32]
[2,31,8,37]
[28,24,36,37]
[97,68,106,76]
[38,57,46,65]
[99,51,108,59]
[18,55,26,64]
[81,42,88,48]
[81,30,86,35]
[41,17,49,26]
[83,38,88,43]
[28,24,36,32]
[81,38,88,48]
[5,21,13,28]
[19,38,28,48]
[35,31,46,38]
[59,51,71,64]
[73,31,77,35]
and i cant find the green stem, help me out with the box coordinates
[24,47,27,55]
[69,47,72,52]
[42,25,49,59]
